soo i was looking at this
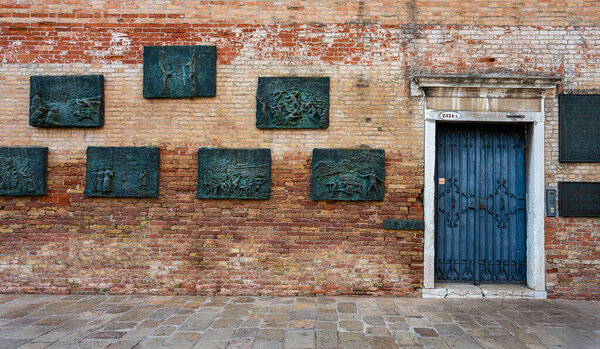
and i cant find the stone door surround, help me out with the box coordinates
[411,75,561,296]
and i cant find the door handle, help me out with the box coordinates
[469,197,487,209]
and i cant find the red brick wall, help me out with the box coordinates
[0,1,598,298]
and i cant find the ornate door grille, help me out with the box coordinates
[435,123,527,284]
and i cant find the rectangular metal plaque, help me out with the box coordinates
[0,147,47,196]
[382,219,424,230]
[311,148,385,201]
[143,45,217,98]
[197,148,271,199]
[256,77,329,129]
[546,188,557,217]
[85,147,159,198]
[30,75,104,128]
[559,94,600,162]
[559,182,600,217]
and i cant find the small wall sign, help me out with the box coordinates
[439,111,460,120]
[382,219,425,231]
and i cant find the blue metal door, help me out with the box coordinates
[435,123,527,284]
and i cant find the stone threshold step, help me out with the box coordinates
[422,283,547,299]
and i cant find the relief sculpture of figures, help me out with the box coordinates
[89,168,114,194]
[311,148,385,201]
[143,45,216,98]
[0,161,36,194]
[197,148,271,199]
[138,171,149,191]
[256,77,329,129]
[85,147,159,198]
[29,75,104,127]
[0,147,47,196]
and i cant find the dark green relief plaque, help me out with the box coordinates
[85,147,159,198]
[559,94,600,162]
[559,182,600,217]
[256,77,329,129]
[143,45,217,98]
[29,75,104,127]
[0,147,47,196]
[197,148,271,199]
[311,149,385,201]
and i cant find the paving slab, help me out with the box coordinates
[15,343,52,349]
[134,337,166,349]
[151,325,176,336]
[392,330,420,346]
[284,330,315,348]
[413,327,439,337]
[316,330,338,347]
[289,310,317,320]
[316,321,337,330]
[339,332,370,349]
[366,326,391,336]
[235,327,259,338]
[337,302,357,314]
[212,318,243,328]
[433,323,464,336]
[288,319,316,329]
[0,295,595,349]
[369,336,398,349]
[105,340,139,349]
[30,329,69,343]
[251,340,282,349]
[339,320,363,332]
[170,330,203,342]
[226,337,253,349]
[364,315,385,326]
[201,328,236,341]
[179,312,218,331]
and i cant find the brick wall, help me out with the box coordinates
[0,1,598,298]
[545,96,600,300]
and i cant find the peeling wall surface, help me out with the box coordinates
[0,1,598,299]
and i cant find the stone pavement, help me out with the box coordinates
[0,295,598,349]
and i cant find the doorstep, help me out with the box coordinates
[422,282,547,299]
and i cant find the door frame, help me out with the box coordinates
[411,75,561,294]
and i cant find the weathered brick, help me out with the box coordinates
[0,1,598,300]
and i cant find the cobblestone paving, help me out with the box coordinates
[0,295,598,348]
